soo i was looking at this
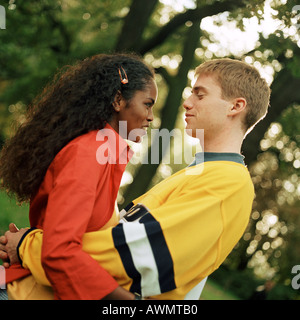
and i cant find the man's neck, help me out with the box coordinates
[201,130,244,154]
[203,143,242,154]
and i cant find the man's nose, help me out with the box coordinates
[183,97,193,110]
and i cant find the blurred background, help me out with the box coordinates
[0,0,299,300]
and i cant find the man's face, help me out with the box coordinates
[183,74,232,139]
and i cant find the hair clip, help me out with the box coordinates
[118,66,129,84]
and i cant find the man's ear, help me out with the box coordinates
[227,97,247,117]
[112,91,126,112]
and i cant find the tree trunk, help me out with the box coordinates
[122,23,201,205]
[115,0,158,52]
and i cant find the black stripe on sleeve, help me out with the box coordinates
[140,213,176,293]
[112,224,141,294]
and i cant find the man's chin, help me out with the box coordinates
[185,127,196,138]
[185,127,204,142]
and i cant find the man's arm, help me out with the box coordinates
[0,234,9,268]
[12,228,49,285]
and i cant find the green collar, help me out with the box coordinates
[190,152,245,166]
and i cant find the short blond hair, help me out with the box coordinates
[195,58,271,133]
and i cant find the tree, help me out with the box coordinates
[243,43,300,165]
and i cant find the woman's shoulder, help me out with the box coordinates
[53,130,99,163]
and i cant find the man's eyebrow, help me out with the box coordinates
[192,86,208,94]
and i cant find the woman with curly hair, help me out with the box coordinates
[0,53,157,300]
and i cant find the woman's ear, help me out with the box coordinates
[112,91,126,112]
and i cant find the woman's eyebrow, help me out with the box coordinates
[146,98,155,104]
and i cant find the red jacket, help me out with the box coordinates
[6,124,133,299]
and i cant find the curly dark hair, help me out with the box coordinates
[0,53,155,203]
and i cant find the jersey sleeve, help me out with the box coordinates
[17,226,129,291]
[18,228,50,286]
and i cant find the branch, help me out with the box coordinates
[155,66,173,86]
[139,0,246,54]
[115,0,159,52]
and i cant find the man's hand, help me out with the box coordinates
[0,223,27,266]
[0,234,9,268]
[0,223,18,267]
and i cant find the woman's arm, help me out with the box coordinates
[37,142,120,300]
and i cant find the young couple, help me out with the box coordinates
[0,53,270,300]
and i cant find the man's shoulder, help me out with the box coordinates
[185,161,253,197]
[190,161,251,181]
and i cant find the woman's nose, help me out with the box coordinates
[147,108,154,122]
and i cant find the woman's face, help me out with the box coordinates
[112,78,158,142]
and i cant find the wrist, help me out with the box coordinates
[16,227,36,266]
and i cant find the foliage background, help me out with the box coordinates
[0,0,299,299]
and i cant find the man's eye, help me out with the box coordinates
[198,95,204,100]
